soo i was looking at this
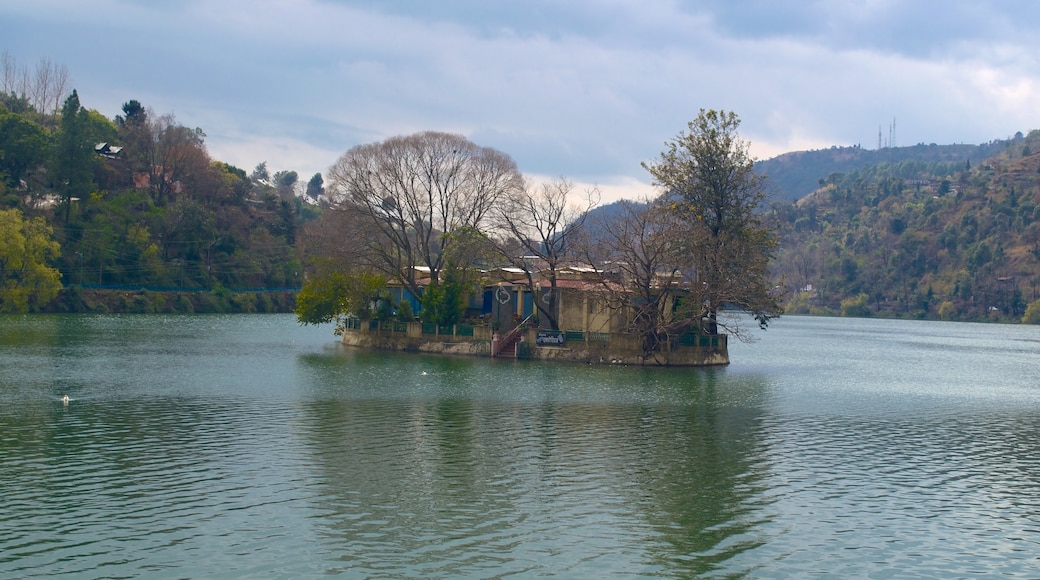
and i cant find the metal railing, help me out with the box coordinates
[491,313,536,358]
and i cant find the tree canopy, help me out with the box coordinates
[324,131,524,305]
[772,128,1040,322]
[0,57,315,308]
[0,208,61,312]
[642,109,783,335]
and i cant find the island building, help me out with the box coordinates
[340,264,728,366]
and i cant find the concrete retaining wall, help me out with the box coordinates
[340,320,728,367]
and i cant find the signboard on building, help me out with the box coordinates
[536,331,565,346]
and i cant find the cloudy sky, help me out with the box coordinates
[3,0,1039,202]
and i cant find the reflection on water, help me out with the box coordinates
[2,314,1040,576]
[295,351,772,577]
[298,399,769,576]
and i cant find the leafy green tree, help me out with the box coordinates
[0,92,33,115]
[840,293,872,317]
[295,260,386,333]
[0,207,61,312]
[305,172,324,200]
[643,109,783,335]
[419,269,468,326]
[274,170,297,195]
[116,99,146,127]
[73,189,164,285]
[296,269,351,325]
[209,161,252,205]
[52,90,95,225]
[0,110,48,190]
[1023,299,1040,324]
[250,161,270,185]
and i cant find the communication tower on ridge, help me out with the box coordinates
[878,117,897,149]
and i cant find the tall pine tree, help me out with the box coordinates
[53,90,94,225]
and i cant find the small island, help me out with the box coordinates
[298,110,782,365]
[340,265,729,366]
[4,63,1039,327]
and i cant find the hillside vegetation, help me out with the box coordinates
[771,130,1040,322]
[756,140,1013,202]
[1,84,320,313]
[4,55,1039,322]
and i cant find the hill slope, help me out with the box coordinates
[756,140,1016,202]
[770,129,1040,322]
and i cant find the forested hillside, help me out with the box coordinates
[5,55,1040,322]
[1,78,320,312]
[771,129,1040,322]
[756,139,1014,202]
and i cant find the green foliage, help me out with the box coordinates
[643,109,783,333]
[0,110,49,187]
[43,288,293,314]
[0,208,62,312]
[757,141,1011,202]
[785,291,812,315]
[840,293,872,318]
[419,270,468,327]
[295,270,351,325]
[1023,300,1040,324]
[305,172,324,199]
[295,265,386,332]
[0,85,315,310]
[396,299,414,321]
[771,127,1040,323]
[118,99,146,126]
[53,90,95,225]
[415,227,489,326]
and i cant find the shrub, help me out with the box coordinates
[1023,300,1040,324]
[840,293,872,318]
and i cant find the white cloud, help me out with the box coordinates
[3,0,1040,201]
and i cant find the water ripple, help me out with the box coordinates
[4,315,1040,577]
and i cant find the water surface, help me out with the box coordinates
[2,314,1039,577]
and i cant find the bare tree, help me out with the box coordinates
[121,113,210,204]
[0,51,28,96]
[35,58,70,116]
[0,53,68,119]
[580,198,697,360]
[325,131,523,301]
[493,176,598,329]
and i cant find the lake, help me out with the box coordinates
[2,314,1040,577]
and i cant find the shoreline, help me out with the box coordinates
[340,320,729,367]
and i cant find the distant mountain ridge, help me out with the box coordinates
[582,128,1040,323]
[756,139,1019,202]
[585,138,1014,234]
[770,128,1040,322]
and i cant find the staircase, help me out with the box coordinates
[491,314,535,358]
